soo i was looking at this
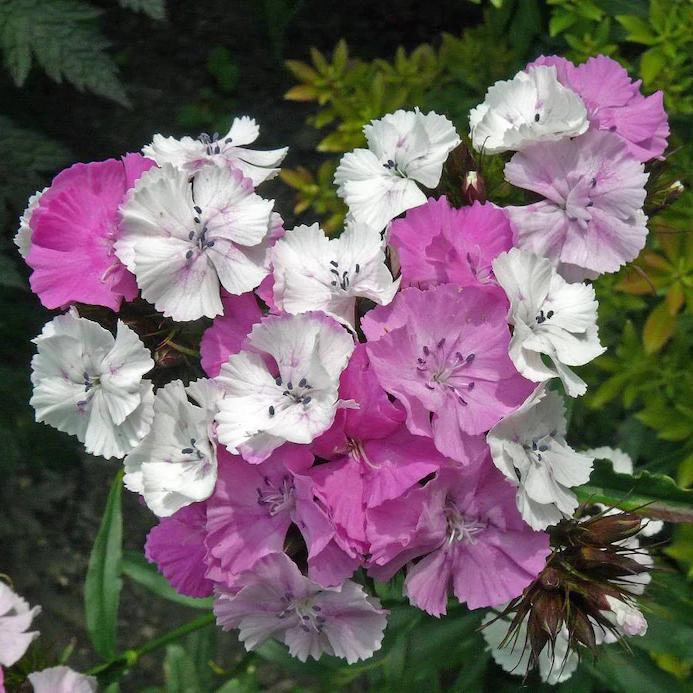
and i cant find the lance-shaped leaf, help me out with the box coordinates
[576,460,693,523]
[85,468,124,659]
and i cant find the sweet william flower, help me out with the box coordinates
[145,502,214,598]
[389,197,512,290]
[505,129,649,280]
[123,379,218,517]
[116,163,274,321]
[30,312,154,460]
[14,187,46,259]
[215,311,354,463]
[530,55,669,162]
[367,463,550,615]
[28,666,97,693]
[487,385,594,530]
[363,284,533,462]
[25,154,154,311]
[142,116,288,185]
[334,109,460,231]
[205,447,360,588]
[271,222,399,327]
[214,553,387,664]
[0,582,41,668]
[469,65,588,154]
[492,248,605,397]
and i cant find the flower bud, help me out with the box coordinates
[154,344,185,368]
[461,171,486,204]
[581,513,643,544]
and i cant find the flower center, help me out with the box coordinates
[562,175,597,230]
[256,475,295,517]
[277,592,326,633]
[444,500,487,545]
[185,207,215,263]
[523,432,555,463]
[347,438,377,469]
[268,377,313,419]
[181,437,205,461]
[328,259,360,291]
[416,338,476,404]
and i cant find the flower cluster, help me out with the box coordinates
[16,56,666,677]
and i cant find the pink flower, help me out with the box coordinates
[214,553,387,663]
[0,582,41,668]
[363,284,533,461]
[368,462,550,615]
[200,292,264,377]
[529,55,669,162]
[145,502,214,598]
[310,345,450,555]
[389,198,512,289]
[505,129,649,278]
[205,448,360,588]
[26,154,154,311]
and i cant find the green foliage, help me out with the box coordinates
[118,0,166,21]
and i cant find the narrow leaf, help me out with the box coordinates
[85,468,124,659]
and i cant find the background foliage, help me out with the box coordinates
[0,0,691,690]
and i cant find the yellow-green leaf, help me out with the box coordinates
[643,301,677,353]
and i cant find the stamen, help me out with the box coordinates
[268,406,275,417]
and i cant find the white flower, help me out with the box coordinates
[482,613,578,685]
[215,312,354,463]
[124,379,219,517]
[334,109,460,231]
[116,163,275,321]
[493,248,605,397]
[142,116,288,186]
[28,666,97,693]
[584,446,664,536]
[0,582,41,667]
[30,312,154,459]
[469,65,588,154]
[487,385,594,530]
[271,222,399,327]
[14,187,46,259]
[603,596,648,638]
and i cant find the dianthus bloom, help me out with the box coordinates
[334,109,460,230]
[487,385,594,530]
[469,65,587,154]
[205,447,359,587]
[0,582,41,668]
[214,553,387,664]
[492,248,605,396]
[368,463,550,615]
[30,312,154,459]
[530,54,669,162]
[25,154,154,311]
[143,116,288,185]
[117,163,275,321]
[215,312,354,462]
[363,284,532,461]
[505,129,649,279]
[389,197,512,289]
[28,666,97,693]
[271,222,399,327]
[145,502,214,598]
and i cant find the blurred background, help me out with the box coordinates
[1,0,692,690]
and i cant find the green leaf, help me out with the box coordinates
[576,459,693,523]
[640,46,667,84]
[615,14,658,44]
[121,550,214,610]
[84,468,124,659]
[0,254,26,289]
[118,0,166,21]
[0,0,129,105]
[163,643,201,693]
[549,9,577,37]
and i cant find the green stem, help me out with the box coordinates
[88,612,215,680]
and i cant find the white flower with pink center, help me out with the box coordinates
[215,312,354,463]
[334,109,460,231]
[116,163,275,321]
[143,116,288,185]
[30,312,154,460]
[469,65,588,154]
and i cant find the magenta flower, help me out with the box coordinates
[200,291,264,377]
[368,462,550,615]
[363,284,533,461]
[389,198,512,289]
[530,54,669,162]
[26,154,154,311]
[505,129,649,278]
[214,553,387,663]
[310,345,449,555]
[145,502,214,598]
[205,447,360,588]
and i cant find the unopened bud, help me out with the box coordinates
[570,609,597,651]
[155,345,185,368]
[577,546,647,579]
[582,513,643,544]
[540,566,561,590]
[461,171,486,204]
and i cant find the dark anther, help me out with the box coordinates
[355,263,360,273]
[181,447,194,455]
[586,201,594,207]
[546,310,554,319]
[303,396,312,404]
[207,241,215,248]
[534,113,541,122]
[468,382,475,390]
[437,337,446,349]
[188,231,195,240]
[275,377,282,386]
[269,406,275,417]
[186,249,194,259]
[287,382,293,390]
[330,260,338,267]
[466,353,475,363]
[299,378,307,387]
[194,205,202,214]
[423,345,430,356]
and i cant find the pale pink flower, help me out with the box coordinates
[0,582,41,668]
[28,666,97,693]
[214,553,387,664]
